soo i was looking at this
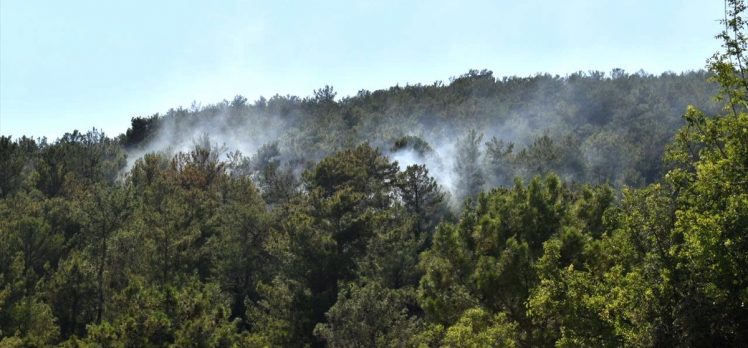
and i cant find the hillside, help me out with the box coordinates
[120,70,719,200]
[2,10,747,347]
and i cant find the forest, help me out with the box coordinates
[1,2,747,347]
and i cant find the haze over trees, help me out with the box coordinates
[1,1,747,346]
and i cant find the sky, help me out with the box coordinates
[0,0,725,140]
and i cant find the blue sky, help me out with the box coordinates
[1,0,724,140]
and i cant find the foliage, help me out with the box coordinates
[0,4,745,346]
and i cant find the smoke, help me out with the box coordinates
[120,70,718,206]
[122,100,288,174]
[387,141,458,196]
[119,94,591,206]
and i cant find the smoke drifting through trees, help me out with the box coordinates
[123,69,720,206]
[4,3,747,345]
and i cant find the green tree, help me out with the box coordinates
[208,175,271,325]
[46,251,97,338]
[454,130,485,203]
[81,184,131,324]
[0,192,64,345]
[84,277,242,347]
[396,164,447,241]
[314,282,418,347]
[418,175,588,346]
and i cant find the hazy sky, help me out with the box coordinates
[1,0,725,140]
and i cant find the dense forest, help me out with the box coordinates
[2,2,747,347]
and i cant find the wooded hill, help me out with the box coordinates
[1,2,747,346]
